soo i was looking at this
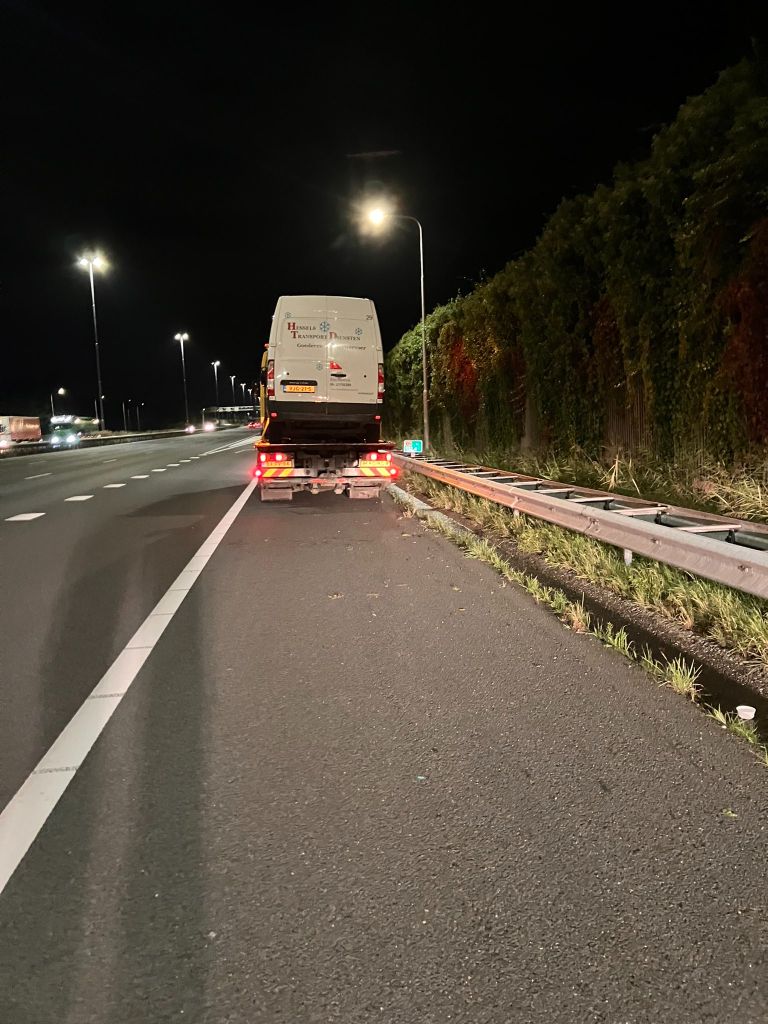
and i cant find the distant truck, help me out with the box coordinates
[0,415,42,447]
[49,415,101,447]
[254,294,396,500]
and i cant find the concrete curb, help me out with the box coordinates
[385,483,475,540]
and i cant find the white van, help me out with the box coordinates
[264,295,385,443]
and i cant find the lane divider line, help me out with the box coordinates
[151,468,167,473]
[25,473,52,480]
[0,478,259,895]
[103,484,126,489]
[65,495,93,502]
[5,513,46,521]
[131,475,149,479]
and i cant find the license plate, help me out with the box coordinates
[284,384,315,393]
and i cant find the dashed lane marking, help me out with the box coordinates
[103,484,126,488]
[25,473,52,480]
[65,495,94,502]
[5,513,46,521]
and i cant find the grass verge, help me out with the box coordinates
[388,482,768,769]
[405,474,768,671]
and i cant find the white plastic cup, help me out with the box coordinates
[736,705,756,721]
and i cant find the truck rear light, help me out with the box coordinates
[365,452,379,461]
[390,467,398,477]
[259,453,267,463]
[377,363,385,395]
[267,359,275,398]
[270,412,277,418]
[252,467,263,478]
[374,415,381,421]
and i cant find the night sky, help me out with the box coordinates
[3,2,763,428]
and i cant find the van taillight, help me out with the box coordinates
[377,363,385,396]
[267,360,275,398]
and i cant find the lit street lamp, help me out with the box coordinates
[230,374,236,404]
[240,382,246,402]
[136,401,144,432]
[174,332,190,425]
[366,206,429,450]
[211,360,221,408]
[50,386,66,417]
[77,253,108,429]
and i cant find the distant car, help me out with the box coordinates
[247,419,261,430]
[184,424,196,433]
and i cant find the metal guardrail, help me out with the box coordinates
[0,428,220,458]
[393,453,768,600]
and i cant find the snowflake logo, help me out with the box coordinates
[320,320,330,332]
[355,328,363,336]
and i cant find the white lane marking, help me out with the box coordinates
[179,459,191,463]
[131,474,149,479]
[166,463,180,467]
[102,458,117,463]
[201,437,255,456]
[190,456,200,460]
[25,473,52,480]
[65,495,94,502]
[103,483,126,488]
[5,513,46,521]
[0,478,258,894]
[151,468,167,473]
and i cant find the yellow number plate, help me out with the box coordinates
[284,384,315,393]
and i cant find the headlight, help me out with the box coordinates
[66,434,77,443]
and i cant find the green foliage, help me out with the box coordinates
[385,54,768,463]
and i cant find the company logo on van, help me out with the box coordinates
[320,321,330,332]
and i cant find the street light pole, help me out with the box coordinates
[240,382,246,402]
[230,374,236,405]
[78,254,107,429]
[50,386,65,417]
[174,332,190,425]
[365,209,430,450]
[212,360,221,409]
[122,400,128,432]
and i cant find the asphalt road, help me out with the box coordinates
[1,429,767,1023]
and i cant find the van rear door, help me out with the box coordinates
[326,301,378,404]
[272,299,329,405]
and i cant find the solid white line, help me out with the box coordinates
[65,495,93,502]
[131,474,149,479]
[0,478,258,894]
[5,513,46,521]
[103,483,126,488]
[25,473,52,480]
